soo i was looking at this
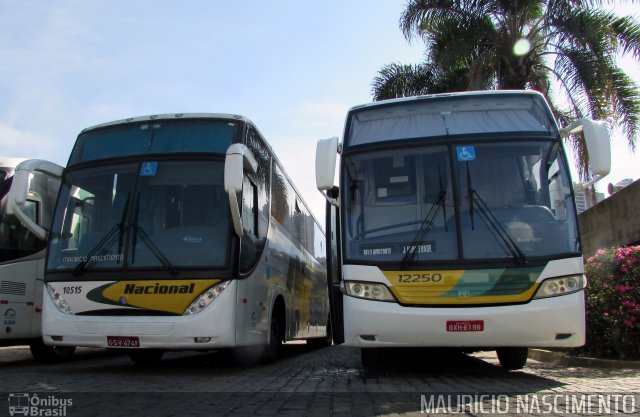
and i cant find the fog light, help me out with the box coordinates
[194,337,212,343]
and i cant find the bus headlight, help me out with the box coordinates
[533,275,584,299]
[344,281,396,302]
[183,281,230,315]
[46,284,73,314]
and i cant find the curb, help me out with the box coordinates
[529,349,640,369]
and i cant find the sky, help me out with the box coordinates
[0,1,638,221]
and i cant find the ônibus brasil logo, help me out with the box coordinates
[8,393,73,416]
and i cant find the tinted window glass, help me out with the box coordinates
[70,119,237,164]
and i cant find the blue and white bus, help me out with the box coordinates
[10,114,329,364]
[316,90,611,369]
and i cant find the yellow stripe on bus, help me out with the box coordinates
[383,270,539,305]
[101,279,220,314]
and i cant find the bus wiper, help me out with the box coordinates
[465,163,526,264]
[130,193,178,276]
[401,190,446,268]
[468,189,527,264]
[73,193,131,277]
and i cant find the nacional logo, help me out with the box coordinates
[123,282,196,295]
[87,279,221,314]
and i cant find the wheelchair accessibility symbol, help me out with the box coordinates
[140,161,158,176]
[456,146,476,161]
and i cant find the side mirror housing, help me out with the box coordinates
[561,118,611,186]
[581,119,611,177]
[315,137,339,191]
[224,144,257,237]
[7,159,64,240]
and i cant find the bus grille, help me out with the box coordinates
[0,281,27,296]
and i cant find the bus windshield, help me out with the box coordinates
[342,140,579,264]
[47,159,230,273]
[69,119,236,165]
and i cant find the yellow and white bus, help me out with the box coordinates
[10,114,329,364]
[316,90,611,370]
[1,157,75,362]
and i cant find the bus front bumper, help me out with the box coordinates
[41,284,237,350]
[343,291,585,348]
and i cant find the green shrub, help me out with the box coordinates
[581,245,640,359]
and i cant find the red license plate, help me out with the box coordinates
[446,320,484,332]
[107,336,140,348]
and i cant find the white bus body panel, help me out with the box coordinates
[0,255,45,340]
[42,280,239,349]
[343,293,585,347]
[341,259,586,348]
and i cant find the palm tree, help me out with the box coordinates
[372,0,640,178]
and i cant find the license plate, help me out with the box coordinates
[446,320,484,332]
[107,336,140,348]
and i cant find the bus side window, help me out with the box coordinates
[239,175,259,273]
[242,176,258,237]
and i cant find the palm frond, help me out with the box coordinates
[610,15,640,60]
[371,63,436,100]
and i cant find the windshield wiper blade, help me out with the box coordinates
[464,162,526,264]
[401,190,446,268]
[73,193,131,277]
[469,189,527,264]
[72,224,120,277]
[133,225,178,276]
[130,193,177,276]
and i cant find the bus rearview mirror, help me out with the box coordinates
[224,144,257,237]
[561,118,611,177]
[6,159,63,240]
[316,137,339,191]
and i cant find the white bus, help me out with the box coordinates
[9,114,329,364]
[316,90,611,370]
[1,157,75,362]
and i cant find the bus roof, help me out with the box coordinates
[0,157,27,169]
[80,113,256,133]
[347,89,548,113]
[344,90,558,148]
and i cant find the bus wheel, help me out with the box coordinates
[496,347,528,370]
[360,348,382,367]
[262,317,282,364]
[128,349,164,366]
[29,340,76,364]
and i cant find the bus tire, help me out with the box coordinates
[29,340,76,364]
[360,348,382,367]
[496,347,528,370]
[128,349,164,366]
[262,316,282,364]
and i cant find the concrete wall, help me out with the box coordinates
[578,179,640,257]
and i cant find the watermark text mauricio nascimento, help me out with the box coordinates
[420,393,636,415]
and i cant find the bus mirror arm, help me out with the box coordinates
[320,186,340,207]
[6,159,63,241]
[224,144,258,237]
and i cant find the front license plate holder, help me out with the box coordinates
[107,336,140,348]
[446,320,484,332]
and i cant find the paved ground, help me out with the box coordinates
[1,344,638,416]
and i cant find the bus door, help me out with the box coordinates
[326,201,344,344]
